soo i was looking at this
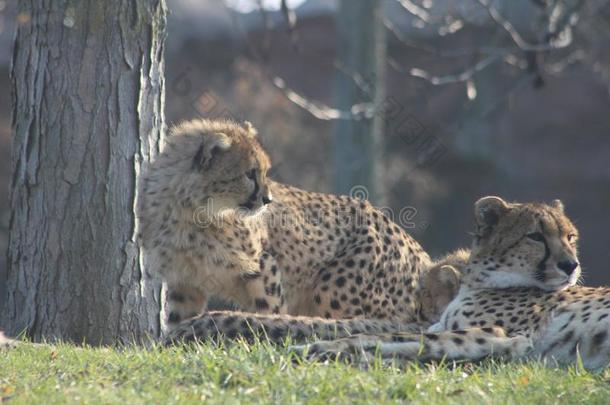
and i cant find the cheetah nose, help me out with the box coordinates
[557,260,579,275]
[262,195,272,205]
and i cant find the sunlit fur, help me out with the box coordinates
[464,196,580,290]
[289,198,610,370]
[140,119,272,235]
[139,119,434,332]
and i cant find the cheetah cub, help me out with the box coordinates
[294,197,610,370]
[139,119,432,331]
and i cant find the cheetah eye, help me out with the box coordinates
[567,233,577,243]
[245,169,256,180]
[526,232,545,242]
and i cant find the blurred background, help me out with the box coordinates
[0,0,609,293]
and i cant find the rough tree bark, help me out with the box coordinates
[332,0,386,204]
[2,0,166,344]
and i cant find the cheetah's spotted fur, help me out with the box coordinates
[164,262,461,345]
[139,119,433,333]
[293,197,610,370]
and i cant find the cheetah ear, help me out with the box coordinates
[193,132,232,171]
[427,265,461,294]
[552,199,564,212]
[244,121,258,137]
[438,265,461,295]
[474,196,510,228]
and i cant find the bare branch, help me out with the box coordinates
[408,55,500,85]
[545,0,585,47]
[225,1,379,121]
[256,0,273,61]
[475,0,569,51]
[384,18,523,58]
[394,0,464,35]
[271,76,375,121]
[228,0,588,122]
[280,0,297,30]
[396,0,432,23]
[543,49,585,74]
[280,0,299,50]
[333,60,376,96]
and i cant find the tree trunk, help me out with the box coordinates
[2,0,166,344]
[333,0,386,204]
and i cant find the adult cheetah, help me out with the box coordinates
[293,197,610,370]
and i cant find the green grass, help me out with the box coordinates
[1,341,608,404]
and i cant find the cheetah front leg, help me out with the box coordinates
[165,283,208,332]
[291,328,532,364]
[242,252,287,315]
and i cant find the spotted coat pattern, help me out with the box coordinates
[291,197,610,370]
[139,119,433,332]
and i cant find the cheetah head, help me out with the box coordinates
[464,196,580,291]
[418,264,461,324]
[143,119,273,222]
